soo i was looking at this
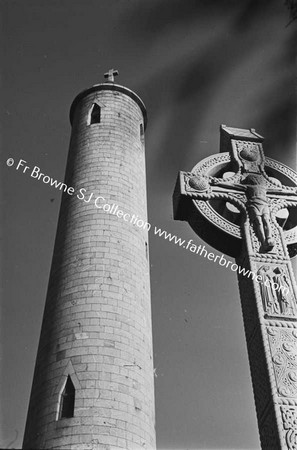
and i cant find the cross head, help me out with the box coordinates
[174,125,297,256]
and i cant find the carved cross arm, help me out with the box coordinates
[173,171,246,221]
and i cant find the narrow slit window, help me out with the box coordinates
[59,375,75,419]
[140,123,144,137]
[89,103,101,125]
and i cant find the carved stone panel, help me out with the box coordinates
[235,140,263,173]
[258,265,297,319]
[281,406,297,449]
[267,327,297,398]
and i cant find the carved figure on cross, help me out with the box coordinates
[206,172,297,251]
[104,68,119,82]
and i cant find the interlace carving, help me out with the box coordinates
[195,200,241,237]
[284,228,297,244]
[281,406,297,449]
[265,158,297,185]
[192,153,231,176]
[268,328,297,398]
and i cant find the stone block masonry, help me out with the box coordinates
[22,81,156,450]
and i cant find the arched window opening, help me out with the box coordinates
[89,103,101,125]
[140,123,144,138]
[59,375,75,419]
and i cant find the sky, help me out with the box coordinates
[1,0,297,449]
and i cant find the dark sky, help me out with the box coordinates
[2,1,297,448]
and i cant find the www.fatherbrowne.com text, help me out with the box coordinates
[10,158,288,296]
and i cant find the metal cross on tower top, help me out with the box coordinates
[104,68,119,82]
[173,125,297,449]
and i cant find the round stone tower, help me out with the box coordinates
[23,72,156,450]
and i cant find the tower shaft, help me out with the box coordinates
[23,82,156,450]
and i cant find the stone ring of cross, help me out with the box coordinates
[174,130,297,258]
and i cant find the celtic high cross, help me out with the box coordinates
[173,125,297,449]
